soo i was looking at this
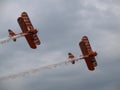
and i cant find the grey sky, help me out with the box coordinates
[0,0,120,90]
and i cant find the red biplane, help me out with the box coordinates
[79,36,97,71]
[68,36,97,71]
[8,12,40,49]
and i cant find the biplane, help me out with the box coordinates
[68,36,97,71]
[8,12,40,49]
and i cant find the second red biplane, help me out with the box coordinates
[8,12,41,49]
[68,36,97,71]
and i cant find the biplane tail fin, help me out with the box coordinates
[68,52,75,64]
[8,29,16,42]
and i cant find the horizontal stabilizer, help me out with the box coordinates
[8,29,16,42]
[68,52,75,64]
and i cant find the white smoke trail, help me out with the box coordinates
[0,33,28,44]
[0,58,82,81]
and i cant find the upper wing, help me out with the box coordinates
[21,12,41,45]
[17,17,37,49]
[21,12,34,30]
[79,36,97,71]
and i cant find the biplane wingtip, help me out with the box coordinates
[17,17,22,22]
[21,11,27,15]
[83,35,88,38]
[22,11,27,13]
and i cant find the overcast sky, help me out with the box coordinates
[0,0,120,90]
